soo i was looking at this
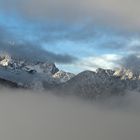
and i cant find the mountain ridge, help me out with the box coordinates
[0,55,140,99]
[54,68,140,99]
[0,55,74,89]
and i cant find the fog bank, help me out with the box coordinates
[0,89,140,140]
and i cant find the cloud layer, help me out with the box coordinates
[1,0,140,31]
[0,89,140,140]
[0,27,77,64]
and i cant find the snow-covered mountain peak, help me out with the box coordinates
[53,70,75,83]
[113,68,140,80]
[0,54,76,89]
[95,67,140,80]
[96,68,114,76]
[0,54,12,66]
[0,54,59,75]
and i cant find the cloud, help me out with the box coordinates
[1,0,140,31]
[0,28,77,64]
[0,42,77,64]
[74,54,122,71]
[0,89,140,140]
[119,55,140,73]
[1,0,140,72]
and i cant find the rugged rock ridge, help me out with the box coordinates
[53,70,75,83]
[113,68,140,80]
[0,55,59,75]
[0,55,140,99]
[0,55,75,89]
[96,68,140,80]
[57,68,140,99]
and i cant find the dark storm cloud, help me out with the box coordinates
[119,55,140,73]
[0,27,77,64]
[1,43,77,64]
[1,0,140,46]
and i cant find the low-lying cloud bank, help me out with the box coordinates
[0,88,140,140]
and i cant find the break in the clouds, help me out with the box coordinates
[1,0,140,73]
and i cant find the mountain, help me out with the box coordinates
[0,77,23,88]
[1,55,140,99]
[0,55,75,89]
[56,68,140,99]
[113,68,140,80]
[0,54,59,74]
[53,70,75,83]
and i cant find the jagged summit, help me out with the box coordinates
[1,55,140,99]
[53,70,75,83]
[0,54,11,66]
[96,68,114,76]
[95,67,140,80]
[55,67,140,99]
[0,54,59,75]
[0,54,75,89]
[113,68,140,80]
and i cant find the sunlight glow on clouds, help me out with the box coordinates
[76,54,122,72]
